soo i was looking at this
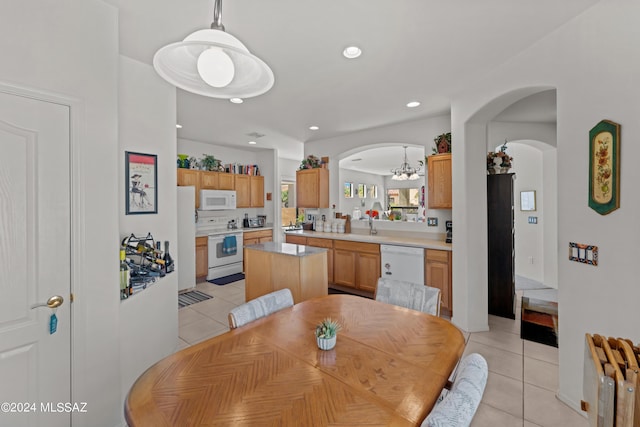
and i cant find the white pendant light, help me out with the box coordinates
[390,146,421,181]
[153,0,274,99]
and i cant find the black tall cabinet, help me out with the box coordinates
[487,173,515,319]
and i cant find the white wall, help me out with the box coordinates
[0,0,122,425]
[508,143,544,283]
[452,0,640,411]
[117,56,178,416]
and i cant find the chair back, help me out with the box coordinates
[421,353,488,427]
[228,288,294,329]
[375,277,441,316]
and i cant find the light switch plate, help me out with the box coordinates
[427,217,438,226]
[528,216,538,224]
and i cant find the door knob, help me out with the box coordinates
[30,295,64,309]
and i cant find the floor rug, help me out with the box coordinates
[178,290,213,309]
[208,272,245,286]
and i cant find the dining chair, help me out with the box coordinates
[228,288,294,329]
[374,277,441,316]
[421,353,488,427]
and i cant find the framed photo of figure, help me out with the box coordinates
[125,151,158,215]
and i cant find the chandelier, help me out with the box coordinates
[391,146,421,180]
[153,0,274,99]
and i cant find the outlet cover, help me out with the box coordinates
[427,217,438,226]
[528,216,538,224]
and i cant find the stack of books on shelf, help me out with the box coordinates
[224,163,260,176]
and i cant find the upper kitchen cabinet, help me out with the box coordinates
[427,153,452,209]
[235,175,264,208]
[200,171,219,190]
[296,168,329,208]
[177,169,201,208]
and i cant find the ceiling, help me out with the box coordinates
[106,0,596,163]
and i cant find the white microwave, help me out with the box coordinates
[200,189,236,210]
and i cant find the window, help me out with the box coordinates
[387,188,420,208]
[281,181,296,226]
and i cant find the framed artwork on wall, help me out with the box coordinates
[588,120,620,215]
[357,184,367,198]
[520,191,536,211]
[344,182,354,198]
[125,151,157,215]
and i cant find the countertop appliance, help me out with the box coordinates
[177,186,196,291]
[199,189,236,211]
[197,215,244,280]
[445,221,452,243]
[380,244,424,284]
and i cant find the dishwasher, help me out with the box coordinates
[380,244,424,283]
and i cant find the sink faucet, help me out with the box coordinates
[368,215,377,235]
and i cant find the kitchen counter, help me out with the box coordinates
[284,229,451,251]
[244,241,327,257]
[244,243,328,303]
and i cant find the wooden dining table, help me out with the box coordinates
[125,294,465,426]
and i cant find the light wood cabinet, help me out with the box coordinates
[218,173,234,190]
[427,153,452,209]
[235,175,264,208]
[200,171,219,190]
[196,236,208,279]
[177,169,201,208]
[234,175,250,208]
[425,249,452,316]
[249,176,264,207]
[244,229,273,245]
[296,168,329,208]
[333,240,380,292]
[307,237,334,284]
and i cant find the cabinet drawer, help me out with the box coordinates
[285,235,307,245]
[334,240,379,254]
[244,229,272,240]
[426,249,449,263]
[306,237,333,248]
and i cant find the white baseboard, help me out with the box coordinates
[556,392,588,418]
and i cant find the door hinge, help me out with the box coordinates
[70,293,74,303]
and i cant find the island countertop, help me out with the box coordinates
[245,241,328,257]
[284,229,451,251]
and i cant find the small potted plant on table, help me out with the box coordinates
[315,318,341,350]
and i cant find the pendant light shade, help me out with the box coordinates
[390,146,421,181]
[153,0,274,99]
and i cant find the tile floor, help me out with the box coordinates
[178,282,588,427]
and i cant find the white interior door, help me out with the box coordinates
[0,91,71,426]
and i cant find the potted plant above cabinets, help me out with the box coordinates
[200,154,218,171]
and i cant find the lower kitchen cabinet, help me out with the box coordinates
[285,234,307,245]
[196,236,208,279]
[425,249,452,316]
[333,240,380,293]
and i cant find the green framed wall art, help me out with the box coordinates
[588,120,620,215]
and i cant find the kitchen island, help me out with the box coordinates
[244,242,328,304]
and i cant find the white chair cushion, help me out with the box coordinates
[375,277,440,316]
[229,288,293,328]
[422,353,488,427]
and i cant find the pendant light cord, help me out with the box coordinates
[211,0,225,31]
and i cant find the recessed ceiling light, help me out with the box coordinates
[406,101,421,108]
[176,124,183,129]
[248,141,257,145]
[342,46,362,59]
[230,98,244,104]
[309,125,319,130]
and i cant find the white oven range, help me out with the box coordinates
[197,215,244,281]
